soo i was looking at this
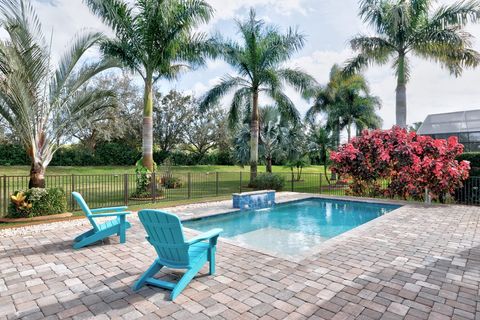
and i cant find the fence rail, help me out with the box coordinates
[1,172,479,217]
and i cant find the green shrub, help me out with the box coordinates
[94,142,140,165]
[0,144,29,165]
[50,145,95,166]
[161,175,183,189]
[251,173,285,191]
[8,187,67,218]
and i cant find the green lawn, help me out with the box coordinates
[0,165,347,218]
[0,164,330,176]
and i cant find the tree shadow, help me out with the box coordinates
[0,237,116,259]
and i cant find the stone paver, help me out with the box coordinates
[1,193,480,319]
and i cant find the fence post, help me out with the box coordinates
[70,174,75,211]
[239,172,243,193]
[319,173,322,194]
[187,173,191,199]
[124,174,128,206]
[215,172,219,196]
[424,187,431,204]
[291,172,294,192]
[2,175,6,216]
[151,172,156,203]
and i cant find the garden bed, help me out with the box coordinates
[0,212,73,223]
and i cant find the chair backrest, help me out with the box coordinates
[138,209,190,268]
[72,192,99,231]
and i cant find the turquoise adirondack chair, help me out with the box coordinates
[133,209,222,300]
[72,192,131,249]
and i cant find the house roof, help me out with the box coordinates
[417,109,480,135]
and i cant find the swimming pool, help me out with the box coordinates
[183,198,401,256]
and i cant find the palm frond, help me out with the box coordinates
[200,75,248,112]
[50,31,107,100]
[277,68,318,96]
[83,0,134,37]
[269,89,300,124]
[431,0,480,28]
[228,87,251,129]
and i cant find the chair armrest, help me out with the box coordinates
[90,206,128,213]
[90,212,131,218]
[186,228,222,245]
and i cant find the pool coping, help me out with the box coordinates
[180,193,414,263]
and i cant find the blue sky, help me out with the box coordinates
[33,0,480,132]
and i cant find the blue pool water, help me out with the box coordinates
[183,198,400,256]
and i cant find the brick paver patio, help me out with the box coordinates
[1,194,480,319]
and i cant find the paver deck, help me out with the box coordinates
[1,193,480,319]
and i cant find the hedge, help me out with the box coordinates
[0,142,235,166]
[0,144,29,165]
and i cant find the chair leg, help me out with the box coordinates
[74,229,95,242]
[208,246,216,275]
[119,216,126,244]
[73,228,113,249]
[132,259,163,291]
[170,261,204,301]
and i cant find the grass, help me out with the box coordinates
[0,195,231,229]
[0,164,347,222]
[0,165,330,176]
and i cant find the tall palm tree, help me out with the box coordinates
[86,0,215,171]
[307,64,381,142]
[200,8,316,182]
[345,0,480,128]
[0,0,117,188]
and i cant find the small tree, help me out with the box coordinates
[0,0,117,188]
[330,127,470,201]
[154,90,194,153]
[183,104,227,162]
[73,73,141,151]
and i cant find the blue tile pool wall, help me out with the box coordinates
[233,191,275,210]
[184,198,401,256]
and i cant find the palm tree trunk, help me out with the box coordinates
[396,54,407,128]
[347,121,352,142]
[142,72,154,171]
[250,89,259,183]
[323,163,331,185]
[29,161,45,188]
[266,157,272,173]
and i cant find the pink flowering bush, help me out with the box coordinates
[330,127,470,201]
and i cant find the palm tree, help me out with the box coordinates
[200,8,316,182]
[86,0,215,171]
[0,0,117,188]
[329,85,382,141]
[345,0,480,128]
[232,105,286,173]
[260,106,285,173]
[307,126,334,184]
[306,64,381,142]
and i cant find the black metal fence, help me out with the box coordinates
[1,172,479,217]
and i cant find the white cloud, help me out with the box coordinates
[207,0,310,23]
[33,0,110,62]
